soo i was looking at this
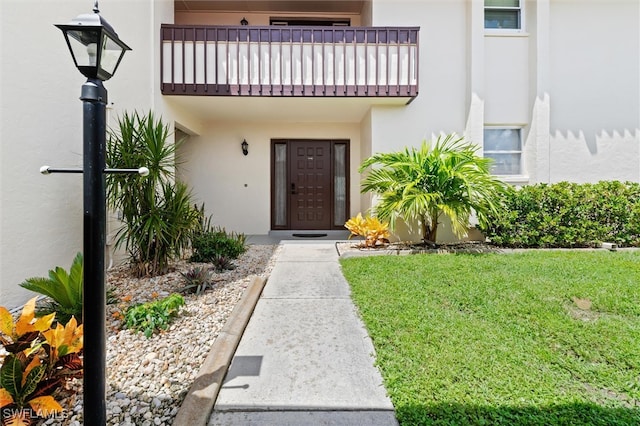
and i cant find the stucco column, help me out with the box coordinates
[465,0,485,147]
[530,0,551,183]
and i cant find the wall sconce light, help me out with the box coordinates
[240,17,248,25]
[241,139,249,155]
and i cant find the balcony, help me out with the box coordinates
[161,25,419,101]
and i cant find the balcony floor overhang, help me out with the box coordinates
[163,95,410,123]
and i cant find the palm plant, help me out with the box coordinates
[359,133,510,244]
[107,111,200,276]
[19,253,83,324]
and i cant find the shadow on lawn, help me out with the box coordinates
[396,402,640,425]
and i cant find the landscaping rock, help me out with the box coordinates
[34,243,278,426]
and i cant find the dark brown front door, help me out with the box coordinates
[271,139,349,230]
[290,140,332,229]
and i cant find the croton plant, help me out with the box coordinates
[0,298,83,426]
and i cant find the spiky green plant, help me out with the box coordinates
[19,253,83,324]
[106,111,200,276]
[211,255,236,272]
[359,134,511,243]
[179,266,213,295]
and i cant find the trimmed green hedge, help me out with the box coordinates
[479,181,640,248]
[190,228,246,263]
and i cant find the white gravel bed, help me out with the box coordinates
[36,243,279,426]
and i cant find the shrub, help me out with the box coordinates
[345,213,391,248]
[123,294,185,338]
[0,298,83,424]
[479,181,640,248]
[19,253,83,324]
[190,227,246,263]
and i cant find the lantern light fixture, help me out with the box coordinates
[55,1,131,81]
[242,139,249,156]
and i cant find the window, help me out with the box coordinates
[484,128,522,175]
[485,0,521,30]
[269,18,350,26]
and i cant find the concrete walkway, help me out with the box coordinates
[209,240,397,425]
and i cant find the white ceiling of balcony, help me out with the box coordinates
[164,96,409,124]
[175,1,366,14]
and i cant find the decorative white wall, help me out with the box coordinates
[547,0,639,183]
[364,0,639,241]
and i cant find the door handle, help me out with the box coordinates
[291,183,297,195]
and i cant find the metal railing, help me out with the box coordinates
[161,25,419,98]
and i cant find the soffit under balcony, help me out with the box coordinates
[175,1,366,14]
[163,95,408,124]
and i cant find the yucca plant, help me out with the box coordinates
[359,133,511,244]
[0,298,83,425]
[192,203,215,234]
[107,111,200,276]
[19,253,83,324]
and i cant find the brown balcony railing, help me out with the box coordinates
[161,25,419,98]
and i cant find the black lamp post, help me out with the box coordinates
[52,2,131,424]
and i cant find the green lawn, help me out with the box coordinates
[340,250,640,425]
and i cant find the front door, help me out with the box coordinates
[271,139,349,230]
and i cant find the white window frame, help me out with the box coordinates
[483,127,524,177]
[484,0,524,33]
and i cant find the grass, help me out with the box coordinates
[340,250,640,425]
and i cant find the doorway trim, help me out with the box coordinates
[270,139,350,230]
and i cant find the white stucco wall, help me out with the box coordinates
[364,0,639,243]
[368,0,639,185]
[176,121,362,235]
[0,0,172,309]
[360,0,373,27]
[368,0,468,152]
[175,11,362,26]
[547,0,640,183]
[484,35,529,125]
[2,0,86,310]
[365,0,471,242]
[359,109,373,215]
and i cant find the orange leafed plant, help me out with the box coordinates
[0,298,83,425]
[345,213,391,248]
